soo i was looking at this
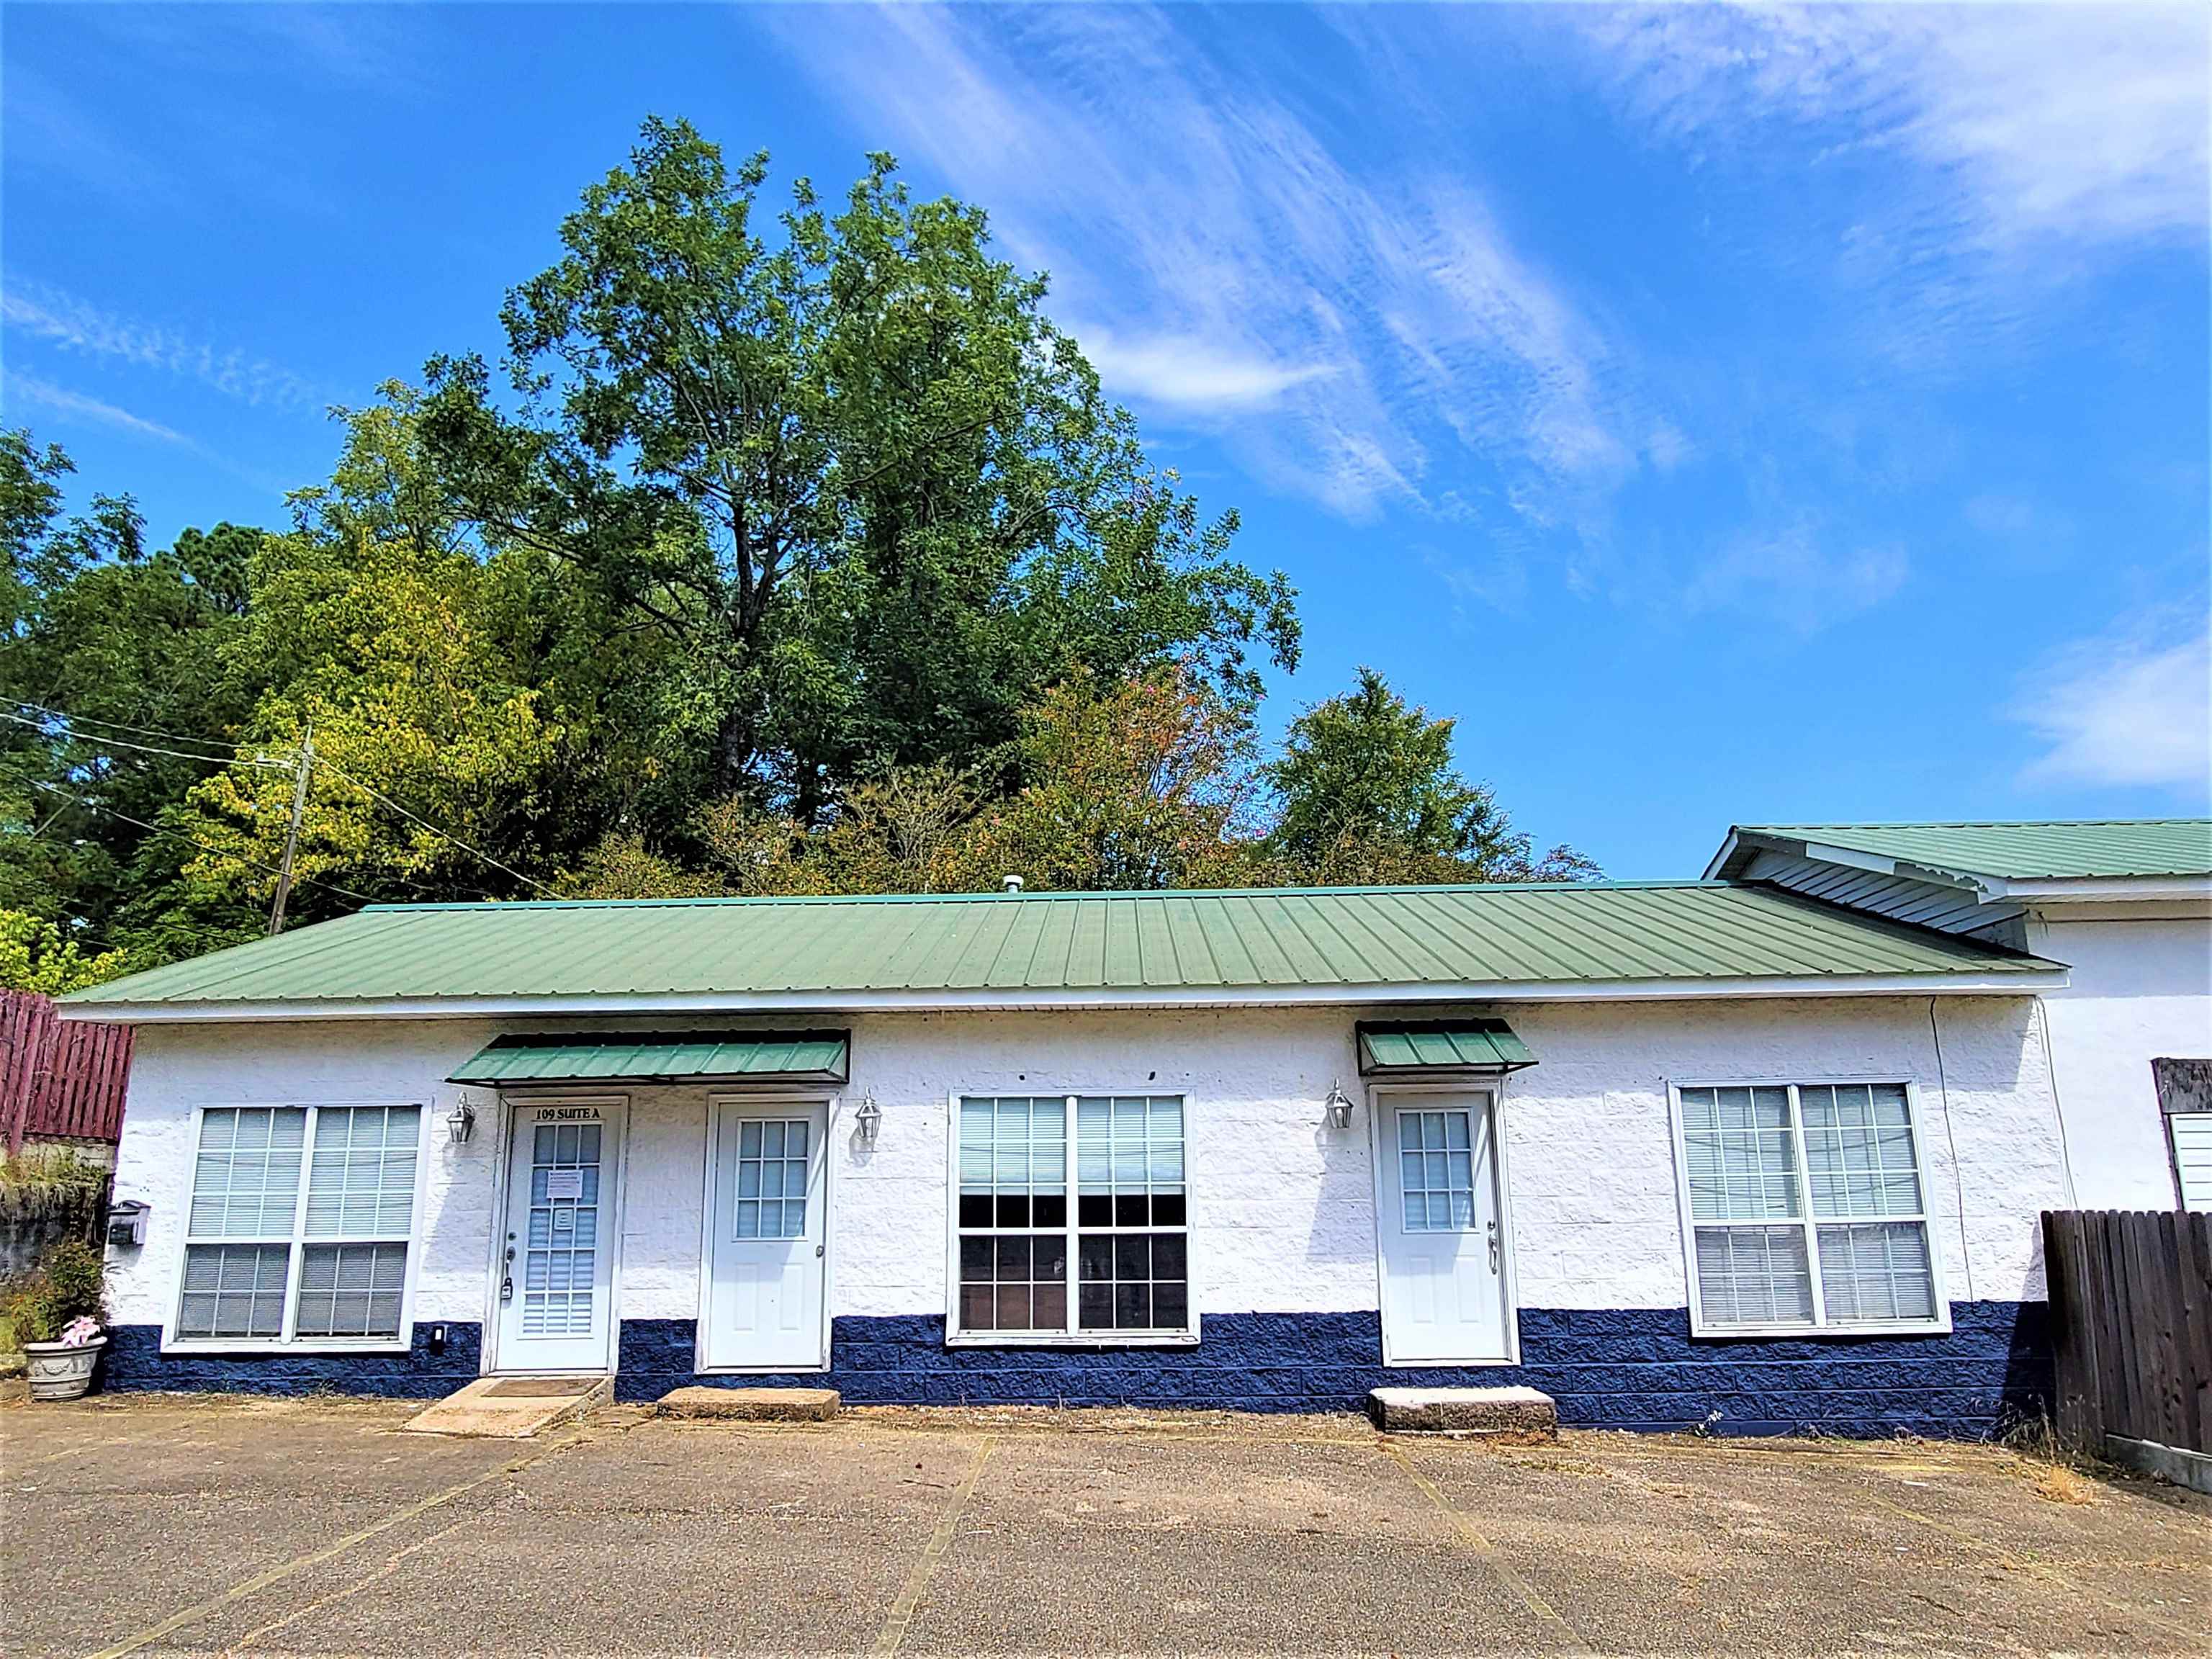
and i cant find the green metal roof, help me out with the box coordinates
[450,1031,848,1086]
[1357,1019,1534,1074]
[1728,819,2212,881]
[63,881,2060,1015]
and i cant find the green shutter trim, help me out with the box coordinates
[449,1031,848,1086]
[1357,1019,1535,1075]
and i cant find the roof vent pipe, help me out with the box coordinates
[1002,875,1024,893]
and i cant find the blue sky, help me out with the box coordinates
[4,3,2208,878]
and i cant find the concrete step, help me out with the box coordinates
[405,1374,610,1439]
[658,1385,841,1421]
[1369,1385,1557,1438]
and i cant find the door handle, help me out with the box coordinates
[1485,1219,1500,1272]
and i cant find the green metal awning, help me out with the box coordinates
[449,1030,848,1087]
[1357,1019,1534,1076]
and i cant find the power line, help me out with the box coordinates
[0,766,379,907]
[4,699,558,902]
[0,707,279,770]
[1,697,259,757]
[310,755,560,898]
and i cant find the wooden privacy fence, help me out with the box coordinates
[0,990,134,1154]
[2041,1208,2212,1488]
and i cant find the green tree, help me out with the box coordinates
[0,909,130,993]
[1267,668,1598,885]
[1,428,270,954]
[422,118,1298,823]
[958,666,1265,892]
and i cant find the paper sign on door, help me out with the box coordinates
[545,1169,584,1201]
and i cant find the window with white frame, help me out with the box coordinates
[955,1094,1190,1339]
[176,1105,422,1345]
[1673,1082,1943,1335]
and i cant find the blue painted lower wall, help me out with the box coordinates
[102,1303,2050,1437]
[101,1321,482,1400]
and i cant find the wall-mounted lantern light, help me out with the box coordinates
[1323,1079,1355,1131]
[446,1098,477,1145]
[854,1094,884,1148]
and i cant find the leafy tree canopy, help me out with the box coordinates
[421,118,1298,822]
[1268,668,1600,886]
[0,909,130,994]
[1,117,1591,966]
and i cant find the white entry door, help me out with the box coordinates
[495,1100,624,1373]
[703,1100,830,1370]
[1375,1092,1512,1364]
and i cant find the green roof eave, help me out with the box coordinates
[449,1030,849,1087]
[1357,1019,1536,1076]
[58,878,2067,1018]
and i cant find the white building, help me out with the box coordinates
[66,859,2121,1437]
[1707,820,2212,1210]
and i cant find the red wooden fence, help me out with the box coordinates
[0,991,133,1154]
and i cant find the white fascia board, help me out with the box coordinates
[1987,874,2212,903]
[63,966,2070,1025]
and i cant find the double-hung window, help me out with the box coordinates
[1671,1082,1946,1336]
[174,1105,423,1347]
[953,1094,1192,1341]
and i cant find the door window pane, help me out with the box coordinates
[523,1120,601,1337]
[733,1117,811,1239]
[1398,1109,1478,1232]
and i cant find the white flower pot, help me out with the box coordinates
[24,1335,105,1402]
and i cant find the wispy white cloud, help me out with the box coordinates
[760,5,1648,520]
[1076,328,1339,412]
[1685,523,1910,631]
[1586,4,2209,249]
[4,279,325,413]
[2,371,191,444]
[2015,608,2212,791]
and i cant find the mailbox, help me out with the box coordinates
[107,1199,149,1249]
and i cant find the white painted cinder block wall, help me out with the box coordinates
[2032,914,2212,1210]
[103,994,2067,1339]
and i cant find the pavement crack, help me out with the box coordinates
[78,1428,589,1659]
[870,1434,994,1658]
[1381,1439,1593,1655]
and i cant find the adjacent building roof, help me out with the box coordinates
[449,1031,849,1087]
[1709,819,2212,888]
[62,881,2062,1022]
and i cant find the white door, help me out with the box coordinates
[1375,1092,1511,1364]
[495,1100,624,1373]
[703,1101,830,1370]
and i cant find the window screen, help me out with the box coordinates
[177,1105,421,1344]
[1676,1082,1941,1333]
[957,1094,1190,1338]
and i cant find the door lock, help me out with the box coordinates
[814,1244,824,1258]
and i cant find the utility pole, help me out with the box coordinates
[267,726,313,936]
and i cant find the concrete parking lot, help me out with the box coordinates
[3,1394,2206,1658]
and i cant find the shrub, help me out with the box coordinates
[0,1238,107,1345]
